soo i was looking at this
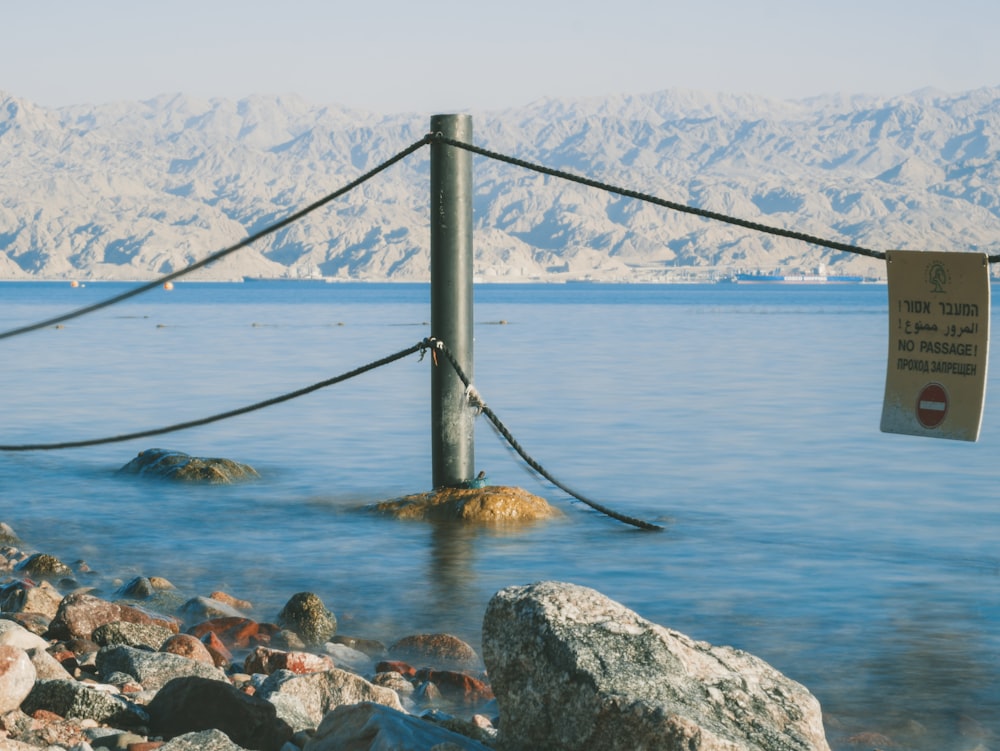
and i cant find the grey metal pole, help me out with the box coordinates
[430,114,475,489]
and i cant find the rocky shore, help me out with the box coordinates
[0,520,832,751]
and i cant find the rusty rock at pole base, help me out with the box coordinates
[371,485,562,523]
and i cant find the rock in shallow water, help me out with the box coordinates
[372,485,562,522]
[276,592,337,646]
[482,580,831,751]
[119,448,260,484]
[302,701,493,751]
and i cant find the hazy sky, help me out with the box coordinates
[3,0,998,113]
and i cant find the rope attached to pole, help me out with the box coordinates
[0,341,428,451]
[0,135,433,342]
[427,338,664,532]
[431,133,888,261]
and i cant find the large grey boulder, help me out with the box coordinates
[482,581,831,751]
[96,644,228,691]
[21,678,150,728]
[158,728,252,751]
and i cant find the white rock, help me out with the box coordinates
[322,641,373,675]
[483,580,831,751]
[0,645,37,714]
[0,619,50,651]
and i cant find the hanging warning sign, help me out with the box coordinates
[881,250,990,441]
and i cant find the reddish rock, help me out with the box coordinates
[244,646,334,675]
[415,668,494,704]
[30,708,63,722]
[209,591,253,611]
[48,593,179,641]
[160,633,215,665]
[49,649,79,672]
[375,660,417,678]
[187,617,278,649]
[199,631,233,668]
[389,633,480,669]
[128,743,165,751]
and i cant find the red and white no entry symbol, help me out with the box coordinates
[916,382,949,428]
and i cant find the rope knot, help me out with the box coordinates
[466,384,485,414]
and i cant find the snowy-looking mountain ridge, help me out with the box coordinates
[2,87,1000,281]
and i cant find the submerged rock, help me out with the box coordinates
[483,580,831,751]
[373,485,561,522]
[302,701,493,751]
[15,552,72,579]
[119,448,260,484]
[389,633,481,671]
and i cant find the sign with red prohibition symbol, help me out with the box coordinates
[881,250,990,441]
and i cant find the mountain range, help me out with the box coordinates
[2,86,1000,282]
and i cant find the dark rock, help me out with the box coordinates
[482,580,831,751]
[147,675,293,751]
[96,644,228,691]
[89,730,147,749]
[92,620,175,650]
[276,592,336,646]
[15,552,72,579]
[21,678,150,728]
[119,448,260,484]
[116,576,156,599]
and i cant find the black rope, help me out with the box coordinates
[0,340,428,451]
[427,338,664,532]
[432,133,887,262]
[0,135,433,342]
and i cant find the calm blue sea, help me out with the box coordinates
[1,280,997,750]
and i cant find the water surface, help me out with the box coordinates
[1,281,997,750]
